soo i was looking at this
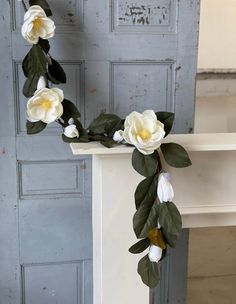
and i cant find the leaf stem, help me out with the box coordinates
[57,119,66,128]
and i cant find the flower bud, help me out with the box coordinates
[37,76,47,90]
[148,245,163,263]
[64,125,79,138]
[157,172,174,203]
[113,130,124,142]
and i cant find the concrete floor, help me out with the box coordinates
[187,95,236,303]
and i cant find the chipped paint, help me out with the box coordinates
[118,0,171,26]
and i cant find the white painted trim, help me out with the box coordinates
[71,133,236,155]
[92,155,103,304]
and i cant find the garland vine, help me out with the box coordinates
[19,0,192,288]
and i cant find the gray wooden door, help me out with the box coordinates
[0,0,199,303]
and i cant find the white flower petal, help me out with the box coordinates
[142,110,157,121]
[50,88,64,102]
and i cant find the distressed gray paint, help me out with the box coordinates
[0,0,199,303]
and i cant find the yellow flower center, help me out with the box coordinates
[41,100,52,110]
[33,18,41,30]
[138,129,151,140]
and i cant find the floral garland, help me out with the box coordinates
[20,0,192,288]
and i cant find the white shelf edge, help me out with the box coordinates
[179,204,236,215]
[71,133,236,155]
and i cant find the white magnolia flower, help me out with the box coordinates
[37,76,47,90]
[148,245,163,263]
[123,110,165,155]
[21,5,55,44]
[113,130,124,142]
[27,88,64,124]
[64,125,79,138]
[157,172,174,203]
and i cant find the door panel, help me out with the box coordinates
[0,0,200,303]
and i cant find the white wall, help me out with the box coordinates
[198,0,236,70]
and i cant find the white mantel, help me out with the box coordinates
[71,133,236,304]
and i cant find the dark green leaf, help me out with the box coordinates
[89,113,122,135]
[62,130,89,143]
[129,238,150,254]
[135,174,158,210]
[38,38,50,53]
[29,0,52,16]
[159,202,182,248]
[26,120,47,134]
[133,200,160,239]
[138,255,160,288]
[61,99,81,123]
[23,74,39,97]
[22,45,48,78]
[159,248,167,262]
[62,134,80,143]
[156,112,175,137]
[161,143,192,168]
[104,119,123,137]
[22,53,30,78]
[132,149,159,177]
[47,57,66,84]
[76,127,89,142]
[100,139,117,148]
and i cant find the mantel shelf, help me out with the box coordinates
[71,133,236,155]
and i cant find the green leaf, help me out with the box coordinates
[38,38,50,53]
[104,119,123,137]
[22,54,31,78]
[132,149,159,177]
[26,120,47,134]
[23,74,39,97]
[76,127,89,142]
[133,200,160,239]
[129,238,150,254]
[135,174,158,209]
[22,45,48,78]
[100,139,117,148]
[89,113,122,135]
[159,202,182,248]
[61,99,81,123]
[156,112,175,137]
[159,248,167,262]
[29,0,52,16]
[62,134,80,143]
[47,58,66,84]
[161,143,192,168]
[137,255,160,288]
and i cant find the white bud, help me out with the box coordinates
[37,76,47,90]
[113,130,124,142]
[148,245,163,263]
[157,173,174,203]
[64,124,79,138]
